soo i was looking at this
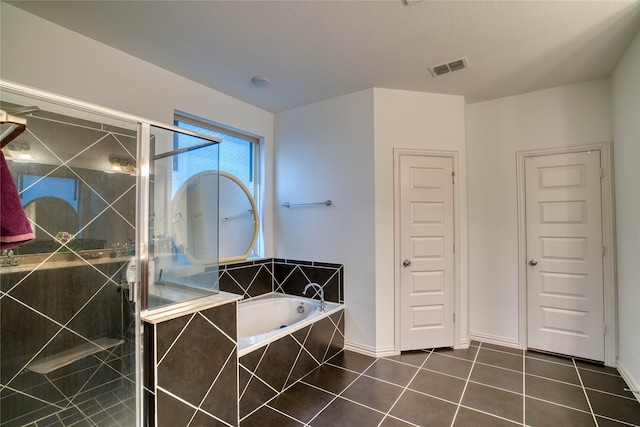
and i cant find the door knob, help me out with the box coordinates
[529,259,538,266]
[403,259,411,267]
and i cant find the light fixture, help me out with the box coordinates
[251,76,270,87]
[109,157,136,174]
[5,142,33,162]
[110,158,122,172]
[123,161,137,175]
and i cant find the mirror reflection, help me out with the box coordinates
[1,102,137,257]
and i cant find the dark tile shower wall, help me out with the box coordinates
[0,106,138,426]
[0,262,135,426]
[219,258,344,303]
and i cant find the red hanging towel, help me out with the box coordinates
[0,150,34,250]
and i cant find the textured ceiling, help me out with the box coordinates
[7,1,640,112]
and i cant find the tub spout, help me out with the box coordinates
[303,283,325,311]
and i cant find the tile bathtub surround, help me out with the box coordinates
[241,342,640,427]
[149,302,239,427]
[219,258,344,304]
[239,308,345,422]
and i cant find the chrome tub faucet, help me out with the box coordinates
[303,283,326,312]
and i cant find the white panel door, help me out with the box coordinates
[526,151,604,361]
[400,155,454,351]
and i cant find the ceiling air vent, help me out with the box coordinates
[429,57,469,77]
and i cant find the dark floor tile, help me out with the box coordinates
[302,364,359,394]
[433,346,479,361]
[525,374,590,412]
[476,348,523,372]
[453,406,521,426]
[379,415,417,426]
[190,409,231,426]
[241,405,304,426]
[36,414,64,427]
[325,350,376,373]
[309,396,385,427]
[384,350,430,367]
[469,363,523,393]
[596,415,640,426]
[408,369,466,404]
[389,389,457,427]
[587,389,640,426]
[470,340,481,347]
[341,375,404,413]
[422,353,473,379]
[481,343,523,356]
[580,369,638,398]
[461,382,523,423]
[575,360,621,376]
[526,349,574,366]
[525,357,580,385]
[364,358,419,387]
[268,382,335,424]
[525,397,596,427]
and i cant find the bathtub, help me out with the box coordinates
[237,292,343,357]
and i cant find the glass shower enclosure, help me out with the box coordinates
[0,81,221,426]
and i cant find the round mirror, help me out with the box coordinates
[24,197,78,239]
[171,171,258,265]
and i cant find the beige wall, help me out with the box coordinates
[373,88,467,352]
[612,30,640,394]
[466,79,613,345]
[275,89,377,349]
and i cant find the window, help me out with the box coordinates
[174,112,261,258]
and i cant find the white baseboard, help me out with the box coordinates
[344,340,396,358]
[469,331,521,349]
[616,359,640,403]
[455,336,471,349]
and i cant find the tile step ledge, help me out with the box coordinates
[26,337,124,374]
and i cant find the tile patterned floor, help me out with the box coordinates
[241,341,640,427]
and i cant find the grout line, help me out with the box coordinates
[457,404,524,426]
[593,413,640,427]
[525,394,596,415]
[156,313,195,366]
[524,371,584,388]
[522,346,526,426]
[377,349,433,427]
[477,346,524,358]
[304,355,379,425]
[584,386,640,401]
[419,366,472,382]
[473,360,524,375]
[465,379,523,396]
[450,341,483,427]
[574,358,600,427]
[262,404,309,426]
[575,365,623,378]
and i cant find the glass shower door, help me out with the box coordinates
[0,85,140,426]
[144,124,221,311]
